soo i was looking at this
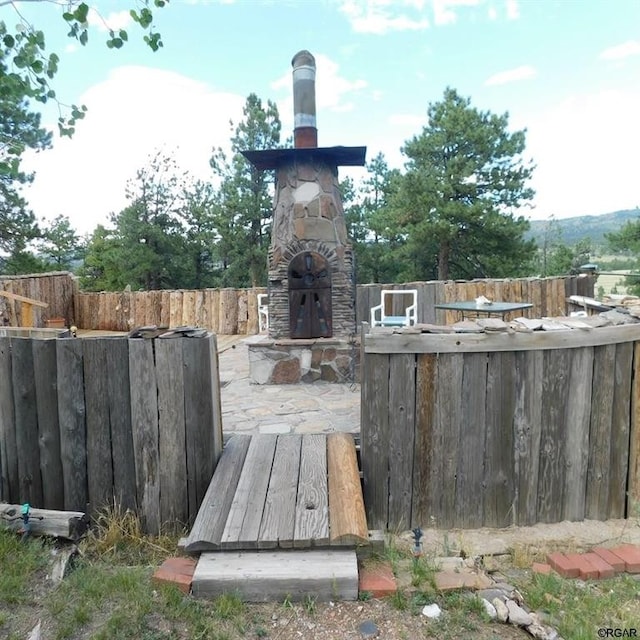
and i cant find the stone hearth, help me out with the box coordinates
[248,337,360,385]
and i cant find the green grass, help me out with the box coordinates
[519,571,640,639]
[0,528,51,604]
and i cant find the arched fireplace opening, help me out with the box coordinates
[288,251,332,339]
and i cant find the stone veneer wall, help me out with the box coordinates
[268,158,356,339]
[248,339,360,384]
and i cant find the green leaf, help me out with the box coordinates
[63,11,75,22]
[74,3,90,23]
[3,34,15,48]
[79,30,88,46]
[111,38,123,49]
[130,9,140,23]
[119,30,128,42]
[30,60,43,74]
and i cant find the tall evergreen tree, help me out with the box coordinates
[210,93,282,287]
[388,88,536,281]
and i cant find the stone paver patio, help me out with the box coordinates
[218,338,360,435]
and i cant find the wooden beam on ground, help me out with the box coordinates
[327,433,368,546]
[0,503,87,540]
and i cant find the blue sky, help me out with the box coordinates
[13,0,640,235]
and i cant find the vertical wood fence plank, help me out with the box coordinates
[609,342,633,518]
[456,352,488,528]
[83,339,114,513]
[208,334,224,463]
[387,353,416,530]
[586,344,616,520]
[183,335,216,522]
[361,353,390,529]
[209,289,220,333]
[513,350,543,525]
[12,338,43,506]
[169,291,182,328]
[155,338,188,527]
[628,342,640,515]
[129,338,160,534]
[0,337,17,503]
[219,289,238,335]
[411,354,436,527]
[562,347,593,521]
[437,353,463,528]
[536,349,570,523]
[105,337,136,511]
[32,339,64,510]
[160,290,171,328]
[182,290,197,326]
[483,351,516,527]
[237,290,248,335]
[57,338,87,512]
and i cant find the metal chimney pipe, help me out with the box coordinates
[292,50,317,148]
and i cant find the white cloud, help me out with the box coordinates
[88,9,133,32]
[22,67,244,234]
[432,0,481,26]
[487,5,498,20]
[519,89,640,219]
[599,40,640,61]
[271,53,367,131]
[505,0,519,20]
[485,64,536,86]
[338,0,429,33]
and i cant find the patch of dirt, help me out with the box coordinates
[245,600,530,640]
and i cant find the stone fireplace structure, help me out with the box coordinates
[243,50,366,384]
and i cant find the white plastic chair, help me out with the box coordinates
[257,293,269,333]
[370,289,418,327]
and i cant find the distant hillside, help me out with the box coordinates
[526,209,640,248]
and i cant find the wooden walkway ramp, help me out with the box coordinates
[184,433,368,552]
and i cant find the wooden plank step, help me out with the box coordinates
[184,435,251,552]
[191,550,358,601]
[294,434,329,547]
[327,433,368,546]
[221,434,277,550]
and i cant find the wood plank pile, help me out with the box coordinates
[184,433,368,552]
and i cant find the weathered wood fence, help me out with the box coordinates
[1,273,594,332]
[0,272,77,327]
[361,324,640,530]
[0,331,223,533]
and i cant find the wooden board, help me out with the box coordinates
[411,354,436,528]
[56,338,87,512]
[456,352,488,528]
[32,338,64,510]
[185,435,251,552]
[11,338,43,506]
[327,433,368,545]
[192,550,359,602]
[586,344,616,520]
[387,353,416,530]
[513,350,543,526]
[83,339,114,513]
[561,347,593,521]
[294,434,329,547]
[536,349,570,523]
[365,324,640,354]
[628,342,640,515]
[0,337,17,502]
[609,342,633,518]
[483,351,516,527]
[105,337,136,512]
[361,353,390,530]
[128,338,160,535]
[437,353,463,528]
[183,335,217,521]
[155,337,188,527]
[258,434,302,549]
[221,434,277,549]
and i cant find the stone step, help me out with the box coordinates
[191,549,359,602]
